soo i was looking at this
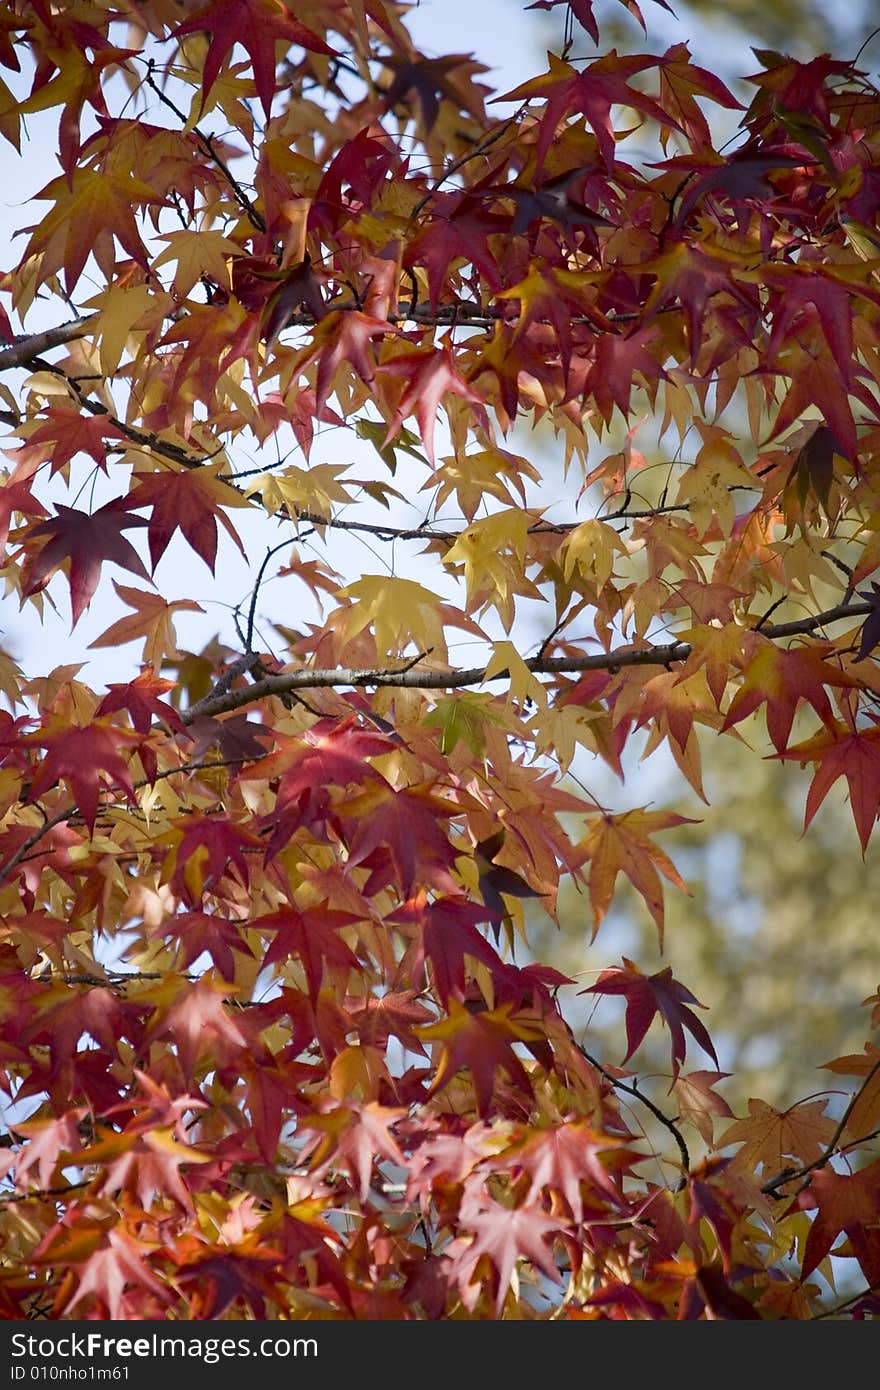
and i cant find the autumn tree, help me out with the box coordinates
[0,0,879,1320]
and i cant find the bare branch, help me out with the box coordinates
[0,316,97,372]
[183,598,875,721]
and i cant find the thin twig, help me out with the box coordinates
[579,1046,690,1189]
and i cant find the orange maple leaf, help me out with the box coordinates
[580,808,696,945]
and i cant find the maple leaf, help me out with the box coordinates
[722,637,857,753]
[294,308,398,414]
[125,461,248,572]
[498,50,675,172]
[383,52,489,131]
[641,241,758,364]
[162,813,262,906]
[171,0,336,117]
[449,1191,567,1316]
[23,717,141,831]
[582,957,718,1077]
[773,717,880,853]
[24,166,166,292]
[151,909,252,980]
[89,583,203,673]
[656,43,743,148]
[505,1120,637,1222]
[138,977,249,1082]
[389,891,506,1005]
[581,323,667,425]
[417,997,542,1116]
[821,1043,880,1142]
[6,405,129,480]
[242,714,395,808]
[580,808,696,945]
[51,1226,171,1319]
[299,1100,406,1202]
[378,343,489,467]
[717,1097,835,1177]
[19,500,150,627]
[345,990,434,1052]
[11,1111,88,1191]
[340,782,460,897]
[77,1124,213,1211]
[672,1071,733,1145]
[662,145,811,232]
[254,906,362,1002]
[404,190,507,310]
[22,980,144,1080]
[0,473,47,552]
[96,671,184,735]
[787,1159,880,1284]
[171,1239,286,1319]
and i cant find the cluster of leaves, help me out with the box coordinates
[0,0,879,1320]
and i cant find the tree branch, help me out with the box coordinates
[183,598,875,721]
[0,317,97,372]
[579,1045,690,1189]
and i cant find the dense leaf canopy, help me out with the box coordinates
[0,0,879,1320]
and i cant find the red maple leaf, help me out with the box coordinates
[344,990,434,1052]
[48,1226,171,1319]
[243,713,395,808]
[139,977,250,1082]
[96,672,184,735]
[19,499,150,626]
[76,1124,213,1212]
[505,1120,639,1222]
[787,1158,880,1284]
[378,343,489,467]
[340,783,459,897]
[151,909,253,980]
[499,50,675,172]
[774,717,880,853]
[300,1100,406,1202]
[581,323,666,424]
[255,906,362,1002]
[582,957,718,1076]
[0,474,46,551]
[23,718,141,831]
[721,638,858,753]
[404,190,507,310]
[171,0,336,117]
[125,465,246,571]
[417,998,541,1117]
[293,308,396,413]
[390,891,506,1005]
[23,982,144,1079]
[7,405,129,480]
[164,813,262,906]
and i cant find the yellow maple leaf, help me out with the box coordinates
[247,462,354,524]
[442,508,539,630]
[560,519,628,587]
[675,439,753,537]
[484,639,546,710]
[337,574,449,659]
[151,228,244,298]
